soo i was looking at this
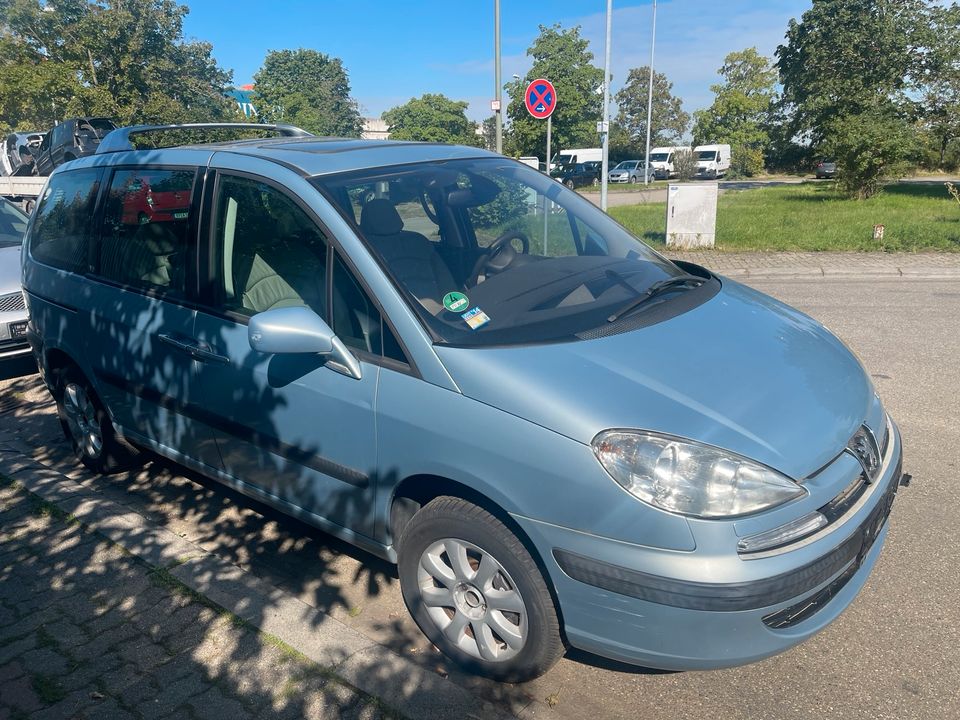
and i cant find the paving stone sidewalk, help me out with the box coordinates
[664,250,960,278]
[0,477,395,720]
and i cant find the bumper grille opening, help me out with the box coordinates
[0,292,26,313]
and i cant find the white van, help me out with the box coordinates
[551,148,601,171]
[694,144,731,179]
[649,146,691,180]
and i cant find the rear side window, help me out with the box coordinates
[97,168,196,295]
[29,168,102,273]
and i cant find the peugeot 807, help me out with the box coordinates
[21,123,905,682]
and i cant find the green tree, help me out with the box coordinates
[480,115,497,152]
[382,94,480,146]
[776,0,932,197]
[252,49,363,137]
[614,67,689,147]
[0,0,238,132]
[693,48,777,177]
[505,24,603,158]
[917,3,960,169]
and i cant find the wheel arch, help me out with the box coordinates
[389,473,567,635]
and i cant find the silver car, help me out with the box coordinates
[608,160,648,183]
[0,197,30,361]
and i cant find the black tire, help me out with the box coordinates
[397,496,564,682]
[564,179,575,190]
[53,367,139,474]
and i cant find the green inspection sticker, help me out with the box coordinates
[442,292,470,313]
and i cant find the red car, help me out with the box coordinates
[120,174,191,225]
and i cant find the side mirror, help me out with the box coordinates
[248,306,362,379]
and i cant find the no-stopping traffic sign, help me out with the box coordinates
[524,78,557,119]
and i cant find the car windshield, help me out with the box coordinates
[649,153,669,162]
[313,158,692,347]
[615,162,637,170]
[697,151,717,161]
[0,199,28,249]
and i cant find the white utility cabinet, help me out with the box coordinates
[665,183,718,249]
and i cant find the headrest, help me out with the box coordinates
[359,199,403,236]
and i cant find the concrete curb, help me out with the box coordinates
[0,438,561,720]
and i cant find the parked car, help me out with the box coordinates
[551,162,598,189]
[33,117,117,176]
[0,197,30,363]
[1,132,46,176]
[23,123,904,683]
[694,144,732,179]
[815,158,837,179]
[583,161,603,184]
[608,160,649,183]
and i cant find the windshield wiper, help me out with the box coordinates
[606,274,706,323]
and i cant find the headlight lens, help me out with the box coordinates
[592,431,806,518]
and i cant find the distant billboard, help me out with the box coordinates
[225,88,257,117]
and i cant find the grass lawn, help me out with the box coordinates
[607,182,960,252]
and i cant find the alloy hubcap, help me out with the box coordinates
[418,538,527,663]
[62,383,102,459]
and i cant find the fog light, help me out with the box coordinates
[738,512,828,554]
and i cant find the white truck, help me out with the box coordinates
[693,144,732,179]
[649,146,691,180]
[0,175,46,213]
[550,147,601,172]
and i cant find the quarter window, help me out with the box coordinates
[332,253,406,363]
[29,168,102,273]
[97,168,196,294]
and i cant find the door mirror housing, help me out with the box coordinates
[248,306,362,379]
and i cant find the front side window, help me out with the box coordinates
[213,175,328,317]
[98,168,195,294]
[314,158,706,347]
[29,168,102,272]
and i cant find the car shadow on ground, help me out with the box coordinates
[1,371,673,716]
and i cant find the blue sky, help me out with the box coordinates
[182,1,811,121]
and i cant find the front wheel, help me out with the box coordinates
[397,497,564,682]
[564,179,575,190]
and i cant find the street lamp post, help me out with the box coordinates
[644,0,657,185]
[494,0,502,154]
[600,0,612,211]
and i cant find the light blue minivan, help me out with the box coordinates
[22,124,903,681]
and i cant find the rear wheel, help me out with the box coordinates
[54,367,139,474]
[397,497,564,682]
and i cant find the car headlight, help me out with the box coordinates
[592,430,806,518]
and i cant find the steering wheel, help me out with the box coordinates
[467,230,530,287]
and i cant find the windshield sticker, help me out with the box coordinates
[461,307,490,330]
[442,291,470,314]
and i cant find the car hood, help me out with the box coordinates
[434,280,873,480]
[0,245,23,294]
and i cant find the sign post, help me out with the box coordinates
[524,78,557,255]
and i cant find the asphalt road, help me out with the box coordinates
[1,276,957,720]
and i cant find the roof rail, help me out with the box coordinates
[96,123,313,154]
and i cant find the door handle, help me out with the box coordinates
[158,333,193,354]
[187,343,230,365]
[158,334,229,365]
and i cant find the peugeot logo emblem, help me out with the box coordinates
[846,425,881,483]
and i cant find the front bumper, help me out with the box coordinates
[513,422,903,670]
